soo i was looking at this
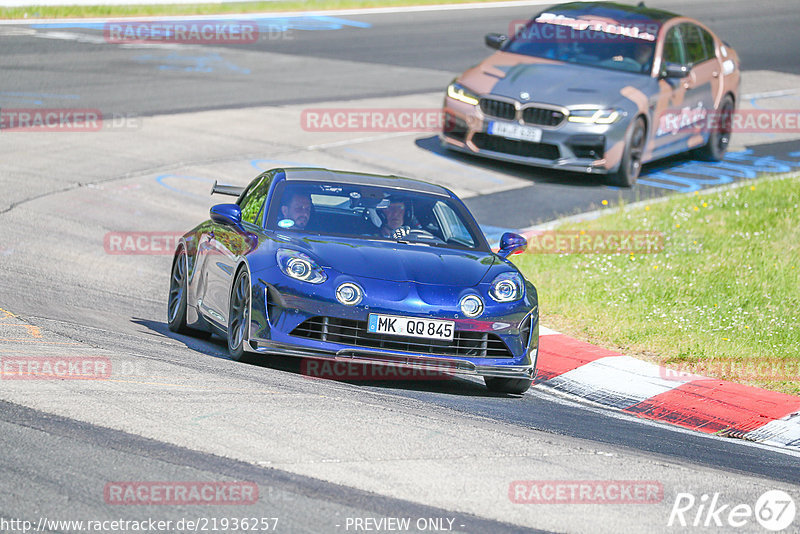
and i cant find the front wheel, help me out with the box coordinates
[167,248,210,338]
[228,268,255,363]
[608,117,646,187]
[484,377,532,395]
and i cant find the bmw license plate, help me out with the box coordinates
[368,314,454,341]
[488,121,542,143]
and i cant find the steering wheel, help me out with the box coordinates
[392,226,440,241]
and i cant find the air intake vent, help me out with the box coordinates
[291,317,513,359]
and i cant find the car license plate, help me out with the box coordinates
[368,314,454,341]
[487,121,542,143]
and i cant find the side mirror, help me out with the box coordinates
[485,33,508,50]
[210,203,243,227]
[660,62,689,79]
[498,232,527,258]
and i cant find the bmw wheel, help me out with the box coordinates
[608,116,646,187]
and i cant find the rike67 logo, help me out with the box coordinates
[668,490,796,531]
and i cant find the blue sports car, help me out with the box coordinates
[167,168,539,394]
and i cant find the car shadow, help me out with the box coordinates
[414,134,669,187]
[133,318,521,398]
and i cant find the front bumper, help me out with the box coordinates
[246,270,539,380]
[247,340,537,380]
[442,97,628,174]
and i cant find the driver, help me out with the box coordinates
[280,192,312,230]
[633,42,652,72]
[378,198,407,237]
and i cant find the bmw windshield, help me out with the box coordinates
[503,13,659,74]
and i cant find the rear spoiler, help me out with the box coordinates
[211,180,245,197]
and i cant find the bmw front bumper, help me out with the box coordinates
[441,96,629,175]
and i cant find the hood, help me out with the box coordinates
[461,53,656,108]
[297,237,496,286]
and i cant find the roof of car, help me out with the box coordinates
[280,168,452,197]
[545,1,679,25]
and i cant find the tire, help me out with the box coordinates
[608,116,646,187]
[484,377,532,395]
[167,248,210,338]
[697,95,734,161]
[227,268,256,363]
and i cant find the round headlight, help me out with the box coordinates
[494,280,517,300]
[276,249,326,284]
[336,283,363,306]
[489,272,523,302]
[287,258,311,279]
[460,295,484,318]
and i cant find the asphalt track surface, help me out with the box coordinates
[1,1,800,533]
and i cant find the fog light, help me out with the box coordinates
[460,295,484,318]
[336,283,363,306]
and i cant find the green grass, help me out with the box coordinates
[1,0,510,20]
[514,174,800,395]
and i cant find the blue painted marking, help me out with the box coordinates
[156,174,214,197]
[31,15,371,32]
[0,91,80,105]
[638,174,703,193]
[639,149,800,193]
[133,52,250,74]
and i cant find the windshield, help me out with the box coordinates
[266,180,487,251]
[504,18,658,74]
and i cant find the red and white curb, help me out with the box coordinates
[535,328,800,451]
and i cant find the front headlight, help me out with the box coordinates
[567,108,623,124]
[447,82,480,106]
[489,272,524,302]
[276,249,326,284]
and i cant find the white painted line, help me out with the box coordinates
[0,0,556,23]
[546,355,689,410]
[538,326,560,336]
[305,132,414,151]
